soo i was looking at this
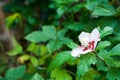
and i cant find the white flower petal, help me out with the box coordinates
[90,28,100,50]
[90,28,100,41]
[78,32,90,41]
[78,32,90,46]
[71,46,91,57]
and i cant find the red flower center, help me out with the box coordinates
[83,41,95,51]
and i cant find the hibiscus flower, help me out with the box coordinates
[71,28,100,57]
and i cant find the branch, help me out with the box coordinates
[0,6,14,51]
[93,51,109,68]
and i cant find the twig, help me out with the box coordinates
[93,51,109,68]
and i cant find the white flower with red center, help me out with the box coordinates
[71,28,100,57]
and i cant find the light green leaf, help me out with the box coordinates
[42,25,56,40]
[5,65,26,80]
[31,73,44,80]
[48,51,72,71]
[25,31,49,42]
[27,43,36,52]
[66,22,84,31]
[7,38,22,56]
[106,67,120,80]
[18,54,30,64]
[30,57,39,67]
[51,68,72,80]
[100,26,113,39]
[77,53,97,79]
[92,3,116,16]
[6,13,21,28]
[97,41,111,50]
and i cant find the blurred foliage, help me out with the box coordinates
[0,0,120,80]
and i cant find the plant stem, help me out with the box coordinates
[93,51,109,68]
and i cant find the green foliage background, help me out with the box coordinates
[1,0,120,80]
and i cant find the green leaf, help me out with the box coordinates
[51,68,72,80]
[25,31,49,42]
[7,38,22,56]
[62,38,78,49]
[27,16,36,25]
[18,54,30,64]
[31,73,44,80]
[98,50,110,59]
[57,6,68,16]
[30,56,39,67]
[48,51,72,71]
[92,3,116,16]
[81,68,101,80]
[57,29,67,38]
[98,18,118,29]
[42,25,56,40]
[106,67,120,80]
[47,40,63,53]
[97,41,111,50]
[77,53,97,79]
[104,58,118,67]
[71,3,85,12]
[96,59,108,71]
[100,26,113,39]
[66,22,84,31]
[27,43,36,52]
[6,13,21,28]
[85,0,107,11]
[98,44,120,61]
[109,44,120,56]
[5,65,26,80]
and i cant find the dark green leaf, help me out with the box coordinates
[98,18,118,29]
[106,67,120,80]
[65,22,84,31]
[57,6,68,16]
